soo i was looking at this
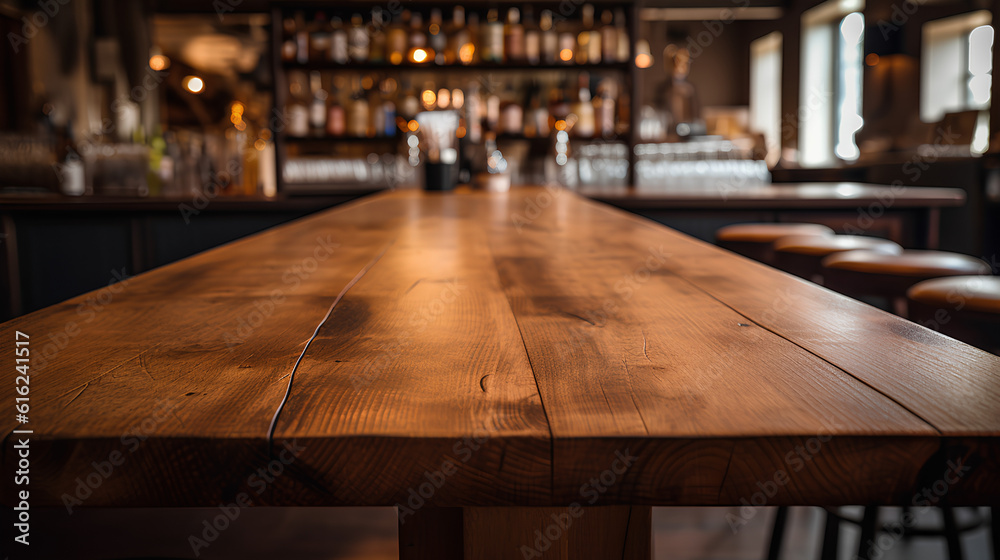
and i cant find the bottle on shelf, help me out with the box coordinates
[485,86,500,132]
[408,11,430,64]
[287,82,310,137]
[571,73,595,138]
[600,10,617,64]
[523,82,548,138]
[500,84,523,134]
[482,9,504,63]
[576,4,600,64]
[379,78,398,136]
[348,14,370,63]
[326,79,346,136]
[309,71,328,134]
[465,81,483,143]
[595,78,616,138]
[330,16,349,64]
[387,11,408,65]
[428,9,447,65]
[556,14,576,65]
[466,11,481,64]
[504,7,525,63]
[445,7,473,65]
[539,10,558,64]
[294,11,309,64]
[399,80,420,122]
[548,79,571,130]
[281,16,298,62]
[523,6,540,65]
[615,8,630,63]
[309,12,331,62]
[369,7,387,63]
[347,76,370,137]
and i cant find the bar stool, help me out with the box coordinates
[773,235,902,284]
[822,250,992,316]
[715,223,834,265]
[907,276,1000,354]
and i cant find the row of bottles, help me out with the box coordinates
[284,71,629,140]
[281,5,630,66]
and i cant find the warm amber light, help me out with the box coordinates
[421,89,436,107]
[865,53,880,66]
[459,44,475,64]
[559,48,574,62]
[361,76,375,90]
[183,76,204,94]
[437,88,451,109]
[554,120,567,131]
[411,48,429,63]
[451,89,465,109]
[407,120,419,132]
[635,53,653,69]
[254,139,266,150]
[231,102,245,115]
[456,126,467,138]
[429,23,440,34]
[390,52,404,65]
[149,54,170,71]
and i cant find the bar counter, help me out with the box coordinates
[2,187,997,557]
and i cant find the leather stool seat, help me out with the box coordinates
[774,235,902,282]
[908,275,1000,353]
[716,223,834,264]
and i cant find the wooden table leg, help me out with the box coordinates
[399,506,652,560]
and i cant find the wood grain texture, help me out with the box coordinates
[2,187,997,509]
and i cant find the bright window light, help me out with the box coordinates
[835,12,864,161]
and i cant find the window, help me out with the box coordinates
[921,11,993,154]
[750,32,782,167]
[799,0,865,167]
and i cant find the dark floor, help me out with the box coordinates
[24,505,994,559]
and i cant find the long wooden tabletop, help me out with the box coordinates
[2,187,998,510]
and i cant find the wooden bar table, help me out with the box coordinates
[578,182,967,250]
[2,187,998,558]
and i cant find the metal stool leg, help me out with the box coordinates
[991,508,999,560]
[942,507,964,560]
[820,508,840,560]
[766,506,789,560]
[857,506,878,560]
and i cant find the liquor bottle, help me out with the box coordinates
[600,10,617,63]
[594,78,615,137]
[523,6,540,65]
[309,12,331,62]
[482,9,504,63]
[386,12,408,65]
[556,14,576,64]
[329,17,348,63]
[576,4,600,64]
[446,7,472,65]
[571,73,595,138]
[408,11,429,64]
[347,77,370,137]
[326,82,346,136]
[615,9,630,63]
[548,81,570,130]
[466,12,481,64]
[287,90,309,138]
[309,71,328,134]
[381,97,397,137]
[428,9,447,65]
[485,87,500,132]
[399,80,420,122]
[281,17,298,62]
[499,84,523,134]
[369,7,386,63]
[348,14,370,62]
[465,81,483,143]
[294,11,308,64]
[523,82,547,137]
[539,10,558,64]
[504,8,525,63]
